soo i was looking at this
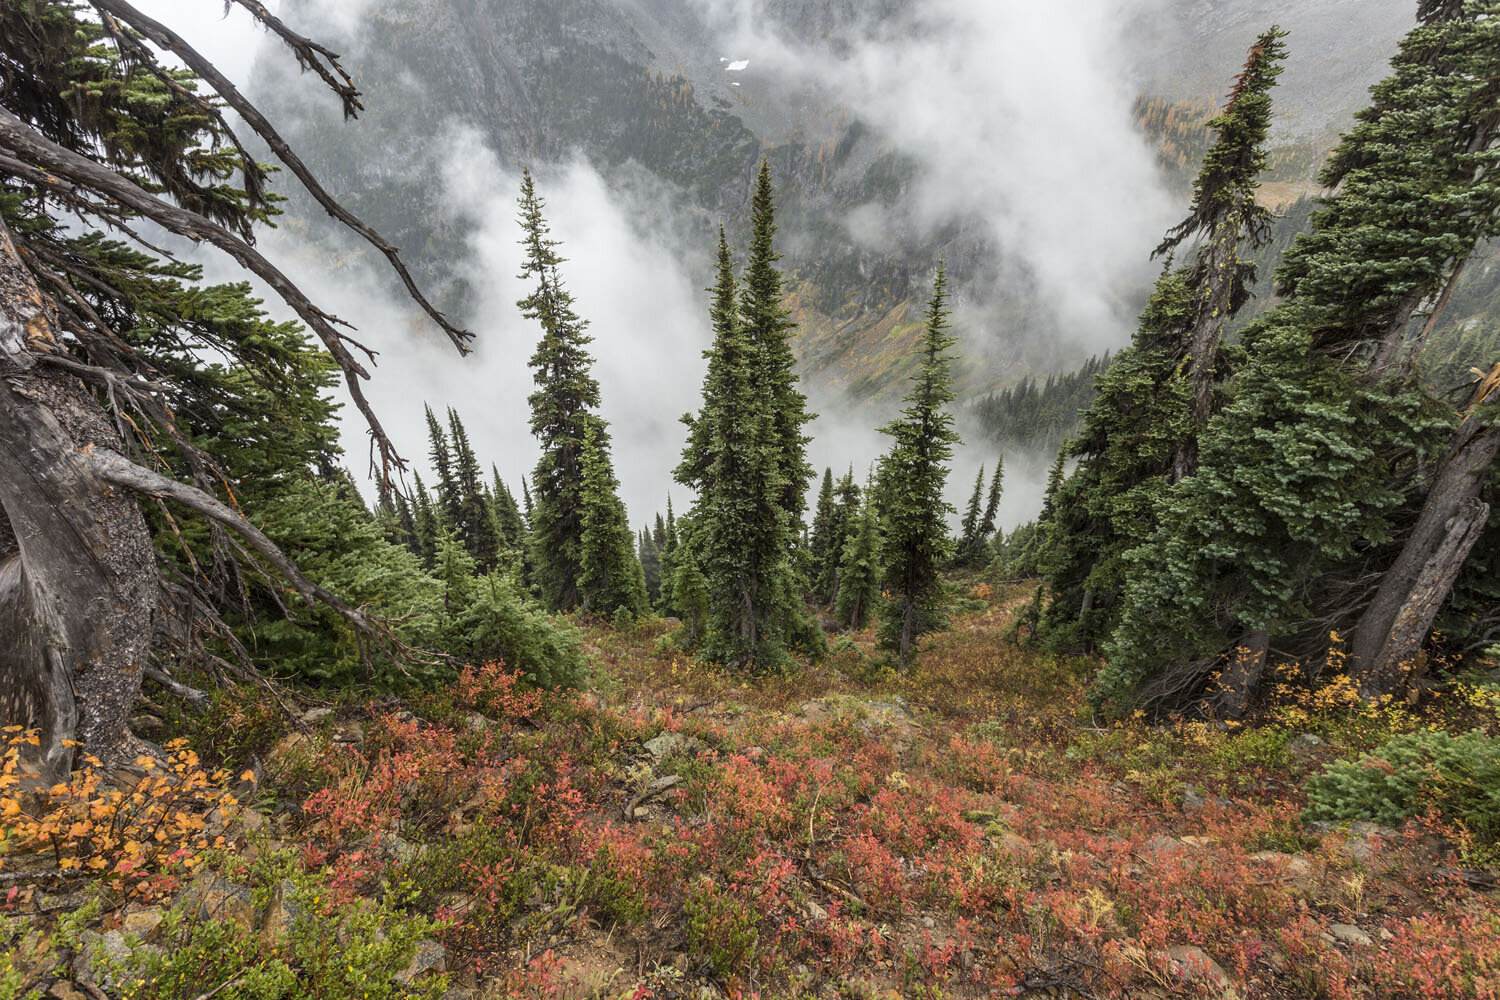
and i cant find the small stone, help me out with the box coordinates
[75,929,164,988]
[1329,924,1374,948]
[1157,945,1239,999]
[47,984,87,1000]
[120,906,164,941]
[643,732,686,758]
[270,731,313,762]
[920,915,936,929]
[465,713,494,733]
[1288,733,1325,757]
[300,707,335,724]
[1146,836,1186,855]
[259,879,301,951]
[799,699,832,722]
[182,872,254,930]
[1178,783,1209,811]
[804,899,829,922]
[396,940,447,982]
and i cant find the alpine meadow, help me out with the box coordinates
[4,1,1500,998]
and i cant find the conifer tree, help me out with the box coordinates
[979,459,1004,549]
[875,266,961,671]
[393,491,418,555]
[447,408,503,571]
[1155,27,1287,479]
[669,522,710,645]
[638,527,663,604]
[1104,5,1500,713]
[578,421,648,616]
[955,466,986,566]
[520,476,535,531]
[822,468,862,605]
[489,466,528,553]
[653,513,668,550]
[677,228,797,668]
[741,160,815,537]
[424,404,462,531]
[808,468,838,599]
[1034,29,1286,654]
[835,492,882,630]
[518,169,608,612]
[411,472,440,570]
[1039,451,1067,521]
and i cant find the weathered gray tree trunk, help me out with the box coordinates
[0,222,157,781]
[1214,629,1269,721]
[1171,194,1248,484]
[1352,414,1499,698]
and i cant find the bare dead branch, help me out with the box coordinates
[91,447,374,633]
[0,108,408,479]
[86,0,474,357]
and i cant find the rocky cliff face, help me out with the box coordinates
[255,0,1428,408]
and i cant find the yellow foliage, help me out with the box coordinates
[0,732,255,899]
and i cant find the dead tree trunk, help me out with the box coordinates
[0,222,157,781]
[1214,629,1270,720]
[1352,415,1500,697]
[1170,193,1247,484]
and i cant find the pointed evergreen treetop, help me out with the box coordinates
[741,160,815,526]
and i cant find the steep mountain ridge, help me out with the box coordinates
[256,0,1431,410]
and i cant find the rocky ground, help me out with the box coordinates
[3,583,1497,999]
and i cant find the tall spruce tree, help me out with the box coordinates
[835,491,882,631]
[808,468,838,598]
[447,408,503,572]
[1103,4,1500,714]
[489,466,528,553]
[823,468,863,605]
[955,466,986,567]
[671,543,710,646]
[577,421,648,616]
[741,160,815,537]
[1034,29,1287,655]
[677,228,797,668]
[424,404,462,531]
[875,266,961,671]
[639,527,664,604]
[979,459,1004,549]
[411,472,440,570]
[1156,27,1287,480]
[518,169,607,612]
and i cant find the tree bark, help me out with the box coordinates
[1360,497,1490,698]
[0,222,156,781]
[898,596,916,673]
[1214,629,1269,720]
[1170,194,1247,483]
[1352,415,1500,697]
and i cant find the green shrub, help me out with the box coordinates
[683,877,759,980]
[1303,728,1500,842]
[450,573,589,689]
[48,857,447,1000]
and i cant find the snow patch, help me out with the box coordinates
[725,59,750,72]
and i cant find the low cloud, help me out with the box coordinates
[694,0,1179,352]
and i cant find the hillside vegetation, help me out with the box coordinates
[4,583,1498,999]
